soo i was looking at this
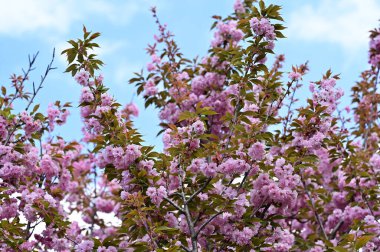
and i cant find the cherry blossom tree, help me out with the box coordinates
[1,0,380,251]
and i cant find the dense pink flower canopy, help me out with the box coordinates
[0,0,380,251]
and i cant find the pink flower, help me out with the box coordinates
[211,21,244,48]
[151,54,161,64]
[234,0,245,14]
[370,153,380,173]
[147,62,156,72]
[232,227,256,245]
[165,212,178,227]
[177,72,189,80]
[248,142,265,161]
[191,120,205,134]
[144,79,158,96]
[40,155,59,179]
[95,198,115,213]
[146,186,167,206]
[76,240,94,252]
[250,17,276,40]
[218,158,249,175]
[80,88,94,103]
[288,72,302,81]
[198,193,209,201]
[19,241,36,251]
[369,34,380,66]
[74,70,90,86]
[122,103,139,118]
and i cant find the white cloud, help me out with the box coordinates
[0,0,163,37]
[287,0,380,51]
[0,0,75,35]
[113,60,143,87]
[93,40,128,58]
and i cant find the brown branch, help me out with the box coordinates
[25,48,56,111]
[180,244,191,252]
[300,172,328,241]
[363,67,380,149]
[195,211,223,238]
[186,177,212,205]
[163,196,184,213]
[9,52,39,106]
[329,219,344,240]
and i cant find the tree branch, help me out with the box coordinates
[163,196,184,213]
[195,211,223,238]
[180,244,191,252]
[186,177,212,205]
[363,67,380,149]
[9,52,39,106]
[300,173,328,241]
[177,156,198,252]
[25,48,56,111]
[329,219,344,240]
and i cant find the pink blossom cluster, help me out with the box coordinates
[147,54,161,72]
[369,153,380,173]
[362,215,380,250]
[211,20,244,48]
[264,228,295,252]
[187,158,217,177]
[98,144,142,169]
[0,143,38,182]
[310,78,344,113]
[47,103,70,131]
[0,116,8,139]
[233,0,245,14]
[248,142,266,160]
[191,72,226,96]
[20,111,42,137]
[325,206,369,233]
[369,32,380,66]
[80,87,94,103]
[3,1,380,250]
[250,17,276,40]
[144,78,158,96]
[122,102,139,120]
[146,186,168,206]
[95,198,115,213]
[218,158,250,176]
[250,168,299,210]
[288,71,302,81]
[74,70,90,86]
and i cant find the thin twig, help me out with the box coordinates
[65,235,79,245]
[9,52,39,106]
[25,48,56,111]
[4,49,56,145]
[300,172,328,241]
[237,168,252,192]
[283,81,299,136]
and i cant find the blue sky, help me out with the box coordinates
[1,0,379,149]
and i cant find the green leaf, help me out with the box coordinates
[178,111,197,122]
[355,235,375,250]
[332,246,347,252]
[31,104,40,114]
[154,226,178,233]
